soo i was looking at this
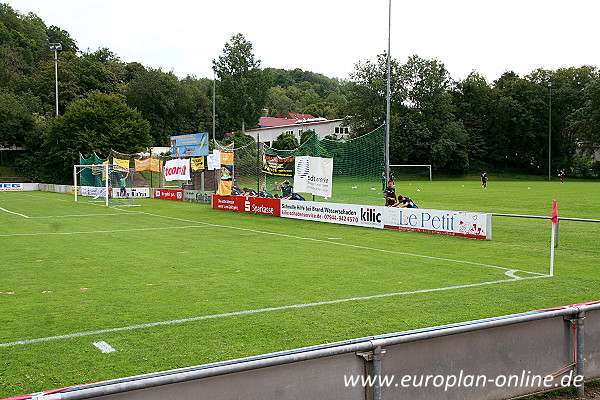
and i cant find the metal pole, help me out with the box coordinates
[54,48,59,116]
[49,43,62,116]
[213,73,217,192]
[548,82,552,181]
[576,311,585,397]
[384,0,391,182]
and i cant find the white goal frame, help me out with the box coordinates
[73,164,110,206]
[389,164,432,181]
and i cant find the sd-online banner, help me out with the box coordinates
[293,156,333,198]
[383,207,492,240]
[280,200,385,229]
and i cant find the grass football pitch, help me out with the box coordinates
[0,179,598,397]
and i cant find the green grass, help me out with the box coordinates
[0,180,599,397]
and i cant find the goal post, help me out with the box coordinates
[74,164,110,206]
[74,164,139,207]
[389,164,432,181]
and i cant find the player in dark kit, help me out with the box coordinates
[481,171,488,189]
[383,180,399,207]
[397,195,418,208]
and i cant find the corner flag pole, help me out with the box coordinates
[550,200,558,276]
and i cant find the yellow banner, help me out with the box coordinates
[113,157,130,172]
[217,179,232,196]
[135,158,150,171]
[135,158,162,172]
[191,157,205,171]
[220,151,234,165]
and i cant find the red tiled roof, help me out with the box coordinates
[259,117,299,127]
[284,113,314,120]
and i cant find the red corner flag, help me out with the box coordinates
[551,200,559,225]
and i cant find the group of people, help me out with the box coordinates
[230,180,305,200]
[383,180,418,208]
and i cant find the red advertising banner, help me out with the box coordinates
[212,195,280,216]
[154,188,184,201]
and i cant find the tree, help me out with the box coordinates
[125,69,211,146]
[272,132,299,150]
[569,78,600,156]
[212,33,271,132]
[0,89,34,144]
[300,129,316,145]
[42,91,151,183]
[346,53,469,172]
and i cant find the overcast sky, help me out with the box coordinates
[8,0,600,82]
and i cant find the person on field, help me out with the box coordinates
[381,171,387,191]
[397,195,418,208]
[559,169,566,184]
[119,171,129,198]
[383,180,399,207]
[281,180,294,199]
[481,171,488,189]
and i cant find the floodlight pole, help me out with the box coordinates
[49,43,62,116]
[384,0,391,182]
[548,81,552,181]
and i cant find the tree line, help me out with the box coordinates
[1,4,598,183]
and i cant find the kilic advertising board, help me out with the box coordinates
[280,200,385,229]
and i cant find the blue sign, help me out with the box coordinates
[170,133,209,157]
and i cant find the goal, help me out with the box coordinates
[73,164,138,206]
[389,164,432,181]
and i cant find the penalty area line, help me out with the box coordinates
[0,225,210,237]
[0,274,548,348]
[0,207,29,218]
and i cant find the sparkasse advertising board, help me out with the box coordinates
[212,195,280,216]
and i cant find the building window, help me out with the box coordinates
[285,130,294,135]
[334,126,349,135]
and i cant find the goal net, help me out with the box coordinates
[225,125,385,204]
[389,164,433,181]
[73,164,138,207]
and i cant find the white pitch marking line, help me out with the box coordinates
[92,341,116,353]
[0,225,209,237]
[0,274,549,348]
[0,207,30,218]
[29,213,133,218]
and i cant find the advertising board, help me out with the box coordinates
[212,195,280,216]
[80,186,107,197]
[154,188,184,201]
[111,187,150,199]
[383,207,492,240]
[280,200,385,229]
[0,183,23,191]
[184,190,213,204]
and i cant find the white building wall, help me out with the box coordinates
[245,119,349,145]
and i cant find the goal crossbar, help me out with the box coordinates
[389,164,432,181]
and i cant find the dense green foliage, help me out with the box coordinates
[345,53,600,174]
[0,3,599,182]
